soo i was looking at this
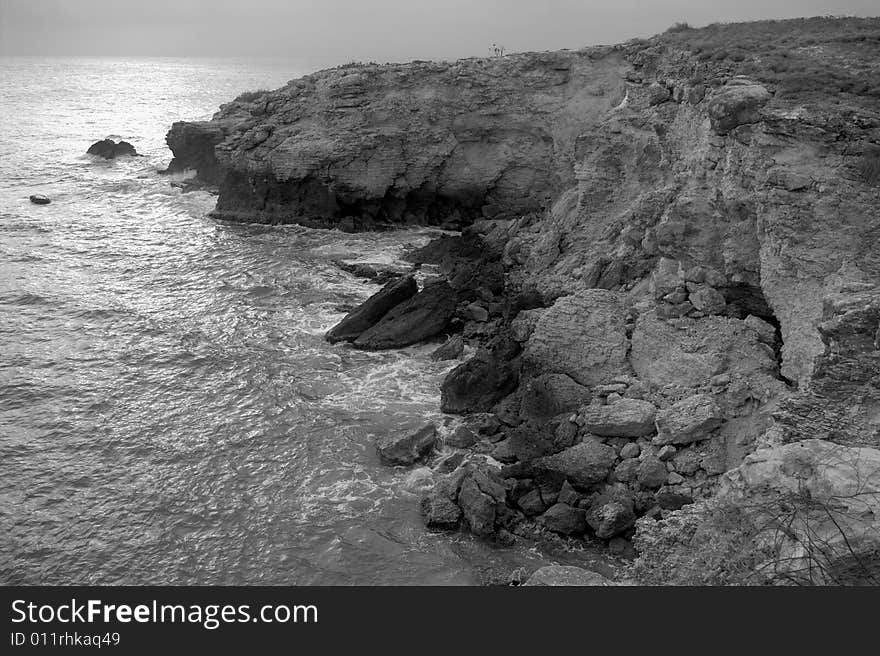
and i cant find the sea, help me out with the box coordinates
[0,57,599,585]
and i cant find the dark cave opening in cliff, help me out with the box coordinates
[724,282,797,388]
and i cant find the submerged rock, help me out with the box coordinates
[376,424,437,465]
[353,281,456,349]
[87,139,139,159]
[326,275,418,344]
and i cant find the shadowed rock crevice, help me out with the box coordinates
[210,170,487,230]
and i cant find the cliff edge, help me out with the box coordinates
[167,16,880,584]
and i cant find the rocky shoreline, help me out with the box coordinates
[166,17,880,585]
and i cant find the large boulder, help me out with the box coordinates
[578,398,657,438]
[654,394,723,445]
[532,440,617,488]
[440,349,518,414]
[706,80,771,135]
[587,492,636,539]
[519,373,591,421]
[376,424,437,465]
[523,565,612,586]
[421,468,468,529]
[629,312,778,391]
[540,503,587,535]
[87,139,139,159]
[457,465,508,537]
[523,289,631,387]
[353,281,456,349]
[325,275,418,343]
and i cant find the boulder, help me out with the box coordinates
[587,497,636,539]
[430,334,464,361]
[465,302,489,322]
[629,312,778,389]
[540,503,587,535]
[353,281,456,349]
[619,442,641,460]
[706,80,771,135]
[655,394,723,445]
[440,349,518,414]
[688,284,727,315]
[636,456,669,489]
[490,439,517,464]
[516,488,549,516]
[519,373,591,420]
[421,469,467,529]
[523,289,631,387]
[647,82,671,106]
[457,465,508,537]
[578,398,657,438]
[376,424,437,465]
[507,421,559,462]
[613,458,640,484]
[446,425,477,448]
[532,440,617,488]
[656,490,694,510]
[86,139,139,158]
[523,565,612,586]
[326,275,418,343]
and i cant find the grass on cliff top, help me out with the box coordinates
[657,16,880,100]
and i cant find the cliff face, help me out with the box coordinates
[166,51,629,229]
[167,17,880,581]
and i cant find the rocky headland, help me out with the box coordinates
[167,17,880,585]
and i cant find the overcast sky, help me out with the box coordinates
[1,0,877,64]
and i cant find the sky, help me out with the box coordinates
[0,0,877,65]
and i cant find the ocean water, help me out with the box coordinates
[0,57,595,585]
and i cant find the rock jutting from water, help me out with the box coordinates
[169,17,880,585]
[87,139,140,159]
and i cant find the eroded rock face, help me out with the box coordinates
[167,52,628,228]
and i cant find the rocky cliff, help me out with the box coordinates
[168,16,880,584]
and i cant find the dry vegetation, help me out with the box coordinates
[658,17,880,100]
[234,89,270,103]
